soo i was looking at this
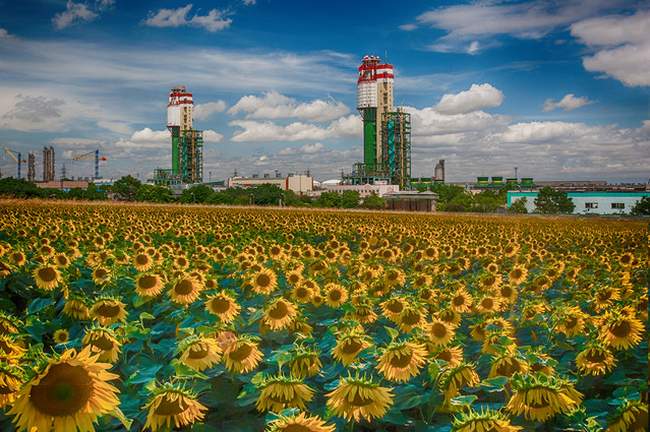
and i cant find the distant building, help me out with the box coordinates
[227,174,313,194]
[507,191,650,215]
[42,146,55,182]
[310,183,399,198]
[433,160,445,182]
[384,191,437,212]
[37,180,89,191]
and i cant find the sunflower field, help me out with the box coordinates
[0,200,647,432]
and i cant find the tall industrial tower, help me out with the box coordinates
[357,55,394,171]
[165,86,203,184]
[42,146,55,182]
[27,153,36,182]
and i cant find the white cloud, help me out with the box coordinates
[416,1,624,53]
[50,137,103,147]
[144,4,232,32]
[466,41,480,55]
[194,101,227,120]
[543,94,593,112]
[243,0,256,5]
[497,121,592,143]
[228,91,350,122]
[0,28,10,39]
[203,129,223,143]
[230,114,361,142]
[278,143,325,155]
[434,83,504,115]
[53,1,98,30]
[399,23,417,31]
[131,128,169,143]
[571,10,650,86]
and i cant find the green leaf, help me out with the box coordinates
[28,298,53,314]
[384,325,399,340]
[480,376,509,391]
[450,395,477,407]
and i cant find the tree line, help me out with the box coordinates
[2,176,648,215]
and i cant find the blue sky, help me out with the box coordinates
[0,0,648,182]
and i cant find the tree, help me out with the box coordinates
[136,184,173,203]
[250,184,284,206]
[112,175,142,201]
[361,193,385,210]
[179,184,214,204]
[445,192,474,212]
[316,191,342,208]
[0,177,44,198]
[630,197,650,216]
[472,190,502,213]
[509,197,528,214]
[534,187,575,214]
[340,190,361,208]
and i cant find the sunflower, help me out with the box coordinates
[205,292,241,323]
[324,283,348,307]
[222,335,263,373]
[90,297,127,325]
[143,384,207,432]
[476,296,502,314]
[326,374,393,422]
[432,345,464,367]
[380,297,407,322]
[170,275,204,305]
[376,340,427,382]
[251,269,277,295]
[0,363,23,408]
[265,411,335,432]
[452,407,522,432]
[135,273,165,297]
[0,312,21,335]
[255,373,315,412]
[0,334,26,363]
[428,319,457,347]
[63,298,91,320]
[133,252,153,272]
[607,399,648,432]
[555,306,587,337]
[508,266,528,285]
[489,353,529,378]
[332,328,372,366]
[7,346,120,432]
[599,311,645,352]
[289,346,322,379]
[397,306,426,333]
[576,343,616,376]
[82,327,122,363]
[178,335,222,371]
[53,329,70,345]
[92,267,111,286]
[33,264,62,291]
[507,373,582,422]
[439,362,481,401]
[263,298,298,331]
[450,289,473,313]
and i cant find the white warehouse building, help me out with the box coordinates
[507,191,650,215]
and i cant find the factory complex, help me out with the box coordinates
[2,54,648,214]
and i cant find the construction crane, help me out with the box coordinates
[3,147,26,179]
[72,149,107,179]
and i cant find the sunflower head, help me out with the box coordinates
[7,346,120,432]
[33,264,62,291]
[135,273,165,297]
[376,340,428,382]
[452,407,522,432]
[0,363,24,408]
[263,298,298,331]
[326,373,394,422]
[598,309,645,350]
[223,334,263,373]
[255,373,315,412]
[53,329,70,345]
[332,327,372,366]
[575,342,616,376]
[63,298,91,320]
[144,383,207,432]
[265,411,335,432]
[289,345,322,379]
[507,373,582,422]
[82,326,122,363]
[205,292,241,323]
[90,296,127,325]
[178,335,222,372]
[170,275,204,305]
[607,399,648,432]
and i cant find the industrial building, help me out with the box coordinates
[343,55,411,189]
[310,183,399,198]
[227,174,313,194]
[27,153,36,182]
[42,146,55,182]
[384,191,438,212]
[154,86,204,185]
[434,160,445,182]
[507,191,650,215]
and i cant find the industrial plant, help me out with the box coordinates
[153,86,204,186]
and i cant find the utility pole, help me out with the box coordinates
[514,167,518,179]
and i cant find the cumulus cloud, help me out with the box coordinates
[415,1,623,53]
[543,94,592,112]
[399,23,417,31]
[0,28,11,39]
[243,0,256,5]
[53,1,98,30]
[278,143,325,155]
[50,137,104,147]
[194,101,227,120]
[144,4,232,32]
[230,114,361,142]
[571,10,650,86]
[228,91,350,122]
[203,129,223,143]
[434,83,504,115]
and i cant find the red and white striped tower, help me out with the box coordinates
[356,55,394,170]
[167,86,194,132]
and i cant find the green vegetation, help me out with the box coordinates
[508,197,528,214]
[534,187,575,214]
[0,177,107,201]
[630,196,650,216]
